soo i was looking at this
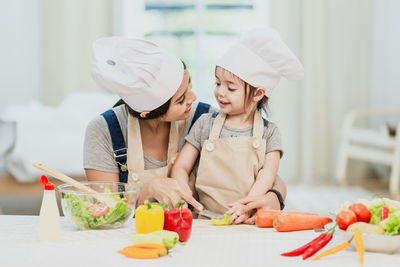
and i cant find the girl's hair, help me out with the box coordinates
[113,61,187,120]
[244,82,269,116]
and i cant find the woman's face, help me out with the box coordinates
[164,69,197,121]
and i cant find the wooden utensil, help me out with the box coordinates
[33,162,117,208]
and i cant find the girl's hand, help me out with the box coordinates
[229,193,282,224]
[226,203,251,224]
[139,177,203,211]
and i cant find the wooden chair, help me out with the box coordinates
[336,108,400,196]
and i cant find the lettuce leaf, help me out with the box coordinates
[63,193,131,229]
[379,210,400,235]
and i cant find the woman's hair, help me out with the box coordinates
[113,61,187,120]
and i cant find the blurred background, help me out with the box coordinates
[1,0,399,215]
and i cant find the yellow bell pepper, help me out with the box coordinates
[135,200,164,234]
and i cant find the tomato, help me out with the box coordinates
[336,210,357,230]
[381,206,390,221]
[84,201,94,210]
[349,203,371,223]
[91,203,110,217]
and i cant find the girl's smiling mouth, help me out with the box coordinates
[218,99,230,107]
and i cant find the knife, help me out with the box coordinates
[194,209,224,219]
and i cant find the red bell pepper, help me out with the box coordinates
[163,200,193,242]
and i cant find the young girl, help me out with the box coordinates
[171,28,304,224]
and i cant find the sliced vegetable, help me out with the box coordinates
[63,193,131,229]
[312,236,353,261]
[379,210,400,235]
[381,206,390,221]
[130,230,181,250]
[118,243,167,259]
[336,210,357,230]
[91,203,110,217]
[255,210,319,228]
[354,230,364,265]
[273,213,332,232]
[211,214,232,226]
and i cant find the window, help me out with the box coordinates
[117,0,270,104]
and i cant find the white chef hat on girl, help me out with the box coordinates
[217,28,304,97]
[91,37,184,112]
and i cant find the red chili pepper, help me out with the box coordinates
[163,200,193,242]
[281,233,326,257]
[381,206,389,221]
[302,233,333,260]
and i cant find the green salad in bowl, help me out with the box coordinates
[58,182,139,229]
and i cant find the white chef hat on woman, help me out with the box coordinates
[91,37,184,112]
[217,28,304,97]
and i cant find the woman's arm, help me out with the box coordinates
[85,169,119,182]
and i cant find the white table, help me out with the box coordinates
[0,215,399,267]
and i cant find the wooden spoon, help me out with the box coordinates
[33,162,117,208]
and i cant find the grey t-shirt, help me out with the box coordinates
[185,113,283,155]
[83,102,217,173]
[185,112,283,176]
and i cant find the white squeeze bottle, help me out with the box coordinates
[39,175,60,242]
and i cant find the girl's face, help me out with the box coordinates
[164,69,197,121]
[214,67,247,115]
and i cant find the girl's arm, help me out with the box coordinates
[170,142,200,185]
[247,150,281,196]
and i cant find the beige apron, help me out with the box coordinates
[126,114,180,188]
[195,111,266,214]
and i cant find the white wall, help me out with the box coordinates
[370,0,400,113]
[0,0,41,114]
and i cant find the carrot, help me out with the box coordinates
[255,210,319,228]
[118,243,168,259]
[273,213,332,232]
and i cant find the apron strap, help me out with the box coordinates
[167,121,179,174]
[127,115,145,172]
[127,114,180,175]
[209,111,265,140]
[101,109,128,183]
[252,111,264,139]
[209,112,227,140]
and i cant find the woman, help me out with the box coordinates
[84,36,286,218]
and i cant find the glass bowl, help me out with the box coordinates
[58,182,139,230]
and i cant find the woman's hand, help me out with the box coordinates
[138,177,203,211]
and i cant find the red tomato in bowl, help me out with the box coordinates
[349,203,371,223]
[91,203,110,217]
[336,210,357,230]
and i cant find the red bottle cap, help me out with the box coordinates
[39,175,49,186]
[44,182,55,190]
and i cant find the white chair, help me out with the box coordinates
[336,108,400,196]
